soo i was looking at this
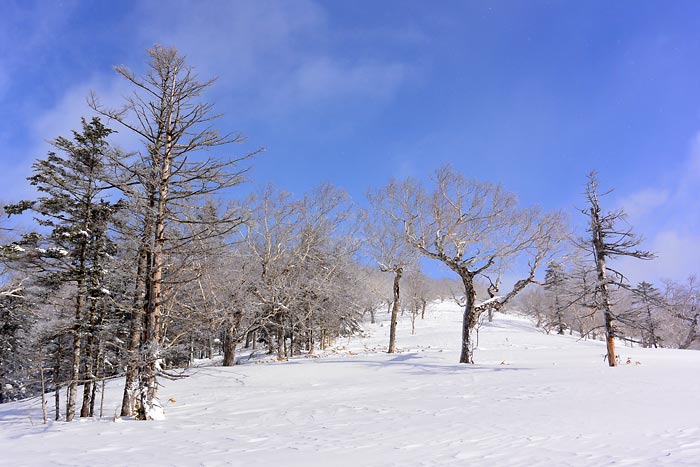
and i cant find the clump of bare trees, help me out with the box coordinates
[373,166,565,363]
[4,44,700,428]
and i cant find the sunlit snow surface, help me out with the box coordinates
[1,301,699,466]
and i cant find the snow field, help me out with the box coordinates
[1,301,699,466]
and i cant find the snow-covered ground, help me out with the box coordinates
[2,301,699,466]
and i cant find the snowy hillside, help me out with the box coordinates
[1,301,699,467]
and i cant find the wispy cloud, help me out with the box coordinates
[127,0,409,118]
[613,133,700,284]
[617,188,670,222]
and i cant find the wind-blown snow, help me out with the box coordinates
[1,301,699,466]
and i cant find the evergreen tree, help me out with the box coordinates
[544,261,568,335]
[632,281,663,348]
[5,117,118,420]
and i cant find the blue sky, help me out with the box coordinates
[2,0,699,284]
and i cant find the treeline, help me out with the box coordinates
[0,46,467,419]
[1,46,698,423]
[515,266,699,352]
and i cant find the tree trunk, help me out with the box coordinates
[388,268,403,353]
[459,275,477,364]
[277,322,285,359]
[421,299,426,319]
[555,296,565,335]
[589,200,617,367]
[80,310,96,418]
[89,349,99,417]
[645,305,658,348]
[244,330,252,349]
[66,294,85,422]
[40,362,47,424]
[99,369,106,418]
[120,240,148,417]
[598,272,616,365]
[680,313,698,349]
[222,324,236,366]
[308,329,314,354]
[54,339,62,421]
[142,217,165,418]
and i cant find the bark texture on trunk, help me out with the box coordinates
[459,276,477,364]
[222,323,237,366]
[120,239,148,417]
[680,313,698,349]
[388,268,403,353]
[66,294,84,422]
[591,207,617,367]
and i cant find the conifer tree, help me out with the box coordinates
[632,281,663,348]
[5,117,118,419]
[544,261,568,335]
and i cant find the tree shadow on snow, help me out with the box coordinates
[306,353,533,376]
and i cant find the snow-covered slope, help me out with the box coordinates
[1,301,699,466]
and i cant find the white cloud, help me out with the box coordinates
[31,76,139,156]
[126,0,408,118]
[612,131,700,283]
[614,230,700,285]
[264,58,407,115]
[617,188,670,223]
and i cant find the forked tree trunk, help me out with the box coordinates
[387,267,403,353]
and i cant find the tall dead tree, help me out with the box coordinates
[381,166,563,363]
[581,172,654,367]
[90,45,258,419]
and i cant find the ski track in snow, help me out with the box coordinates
[1,301,699,466]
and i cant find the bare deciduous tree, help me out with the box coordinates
[365,190,417,353]
[381,166,563,363]
[90,45,258,419]
[665,276,700,350]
